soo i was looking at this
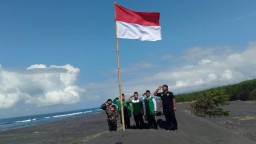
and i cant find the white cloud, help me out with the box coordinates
[183,47,214,61]
[198,59,211,65]
[175,80,188,87]
[182,46,233,63]
[85,41,256,101]
[0,64,85,109]
[221,69,233,80]
[207,73,218,81]
[27,64,47,69]
[0,91,21,109]
[183,65,194,69]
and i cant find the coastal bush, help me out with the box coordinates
[190,90,229,117]
[249,88,256,100]
[228,79,256,101]
[176,79,256,102]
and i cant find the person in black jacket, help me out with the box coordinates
[154,84,178,131]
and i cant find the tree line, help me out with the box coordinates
[176,79,256,117]
[176,79,256,103]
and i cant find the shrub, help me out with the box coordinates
[249,88,256,100]
[190,90,229,117]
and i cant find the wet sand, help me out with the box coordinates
[0,101,255,144]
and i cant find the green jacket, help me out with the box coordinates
[144,96,156,116]
[128,99,143,116]
[113,97,131,117]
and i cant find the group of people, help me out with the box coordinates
[100,84,178,131]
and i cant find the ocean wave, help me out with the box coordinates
[16,119,32,123]
[53,112,83,118]
[83,110,93,113]
[94,108,103,111]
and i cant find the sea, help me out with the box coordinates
[0,107,103,132]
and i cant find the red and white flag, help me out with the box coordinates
[115,4,161,41]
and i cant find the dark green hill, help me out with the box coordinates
[176,79,256,102]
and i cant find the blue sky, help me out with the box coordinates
[1,0,256,118]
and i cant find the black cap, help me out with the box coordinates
[107,99,112,102]
[162,84,168,89]
[146,90,150,93]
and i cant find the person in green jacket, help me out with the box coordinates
[127,91,144,129]
[143,90,158,129]
[113,93,131,128]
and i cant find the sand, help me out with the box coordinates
[0,113,109,144]
[0,101,255,144]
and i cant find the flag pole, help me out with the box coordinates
[114,2,125,131]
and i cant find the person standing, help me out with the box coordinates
[128,92,144,129]
[101,99,118,131]
[105,105,119,131]
[143,90,158,129]
[113,94,131,129]
[154,84,178,131]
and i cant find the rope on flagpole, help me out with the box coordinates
[114,2,125,131]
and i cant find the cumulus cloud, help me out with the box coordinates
[27,64,47,69]
[198,59,211,65]
[0,64,85,109]
[85,41,256,100]
[143,43,256,93]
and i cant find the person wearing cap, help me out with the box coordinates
[101,99,118,131]
[154,84,178,131]
[127,92,144,129]
[113,94,131,128]
[143,90,158,129]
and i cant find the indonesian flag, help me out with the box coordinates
[115,3,161,41]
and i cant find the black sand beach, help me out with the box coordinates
[0,101,255,144]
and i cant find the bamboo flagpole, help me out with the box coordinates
[113,2,161,131]
[114,1,126,131]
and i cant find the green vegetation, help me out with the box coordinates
[249,88,256,100]
[190,90,229,117]
[176,79,256,117]
[176,79,256,102]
